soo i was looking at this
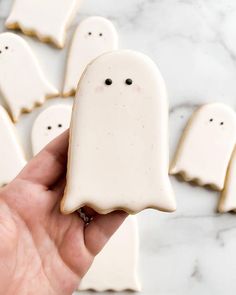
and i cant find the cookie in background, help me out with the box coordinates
[63,16,118,97]
[0,106,26,186]
[218,147,236,213]
[170,103,236,191]
[0,33,59,122]
[5,0,83,48]
[79,216,141,292]
[31,104,72,155]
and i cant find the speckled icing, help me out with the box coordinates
[61,50,176,215]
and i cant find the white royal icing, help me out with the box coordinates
[63,16,118,97]
[5,0,83,48]
[0,33,59,122]
[61,50,176,215]
[170,103,236,191]
[0,106,26,186]
[31,105,72,155]
[218,147,236,213]
[79,216,141,292]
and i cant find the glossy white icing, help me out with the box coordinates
[0,33,59,122]
[0,106,26,186]
[5,0,83,48]
[61,50,176,214]
[79,216,141,292]
[218,147,236,213]
[170,103,236,191]
[63,16,118,97]
[31,105,72,155]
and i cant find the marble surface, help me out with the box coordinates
[1,0,236,294]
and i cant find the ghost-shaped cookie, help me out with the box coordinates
[170,103,236,191]
[32,105,72,155]
[79,216,141,292]
[218,147,236,213]
[0,33,59,122]
[0,106,26,186]
[61,50,176,215]
[5,0,83,48]
[63,16,118,97]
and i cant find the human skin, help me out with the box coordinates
[0,131,127,295]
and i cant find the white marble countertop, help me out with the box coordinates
[1,0,236,294]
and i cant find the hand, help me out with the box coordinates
[0,131,127,295]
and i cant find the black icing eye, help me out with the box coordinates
[88,32,92,36]
[47,126,52,130]
[0,51,1,54]
[209,118,213,122]
[220,122,224,126]
[5,46,8,50]
[125,78,133,85]
[99,33,103,37]
[105,78,112,86]
[58,124,62,128]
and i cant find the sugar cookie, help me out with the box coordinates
[0,33,59,122]
[31,105,72,155]
[79,216,141,292]
[170,103,236,191]
[61,50,176,215]
[218,147,236,213]
[63,16,118,97]
[5,0,83,48]
[0,106,26,186]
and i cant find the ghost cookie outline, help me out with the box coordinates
[218,147,236,213]
[0,33,59,122]
[5,0,83,48]
[0,106,26,186]
[79,216,141,292]
[61,50,176,215]
[31,104,72,155]
[63,16,118,97]
[170,103,236,191]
